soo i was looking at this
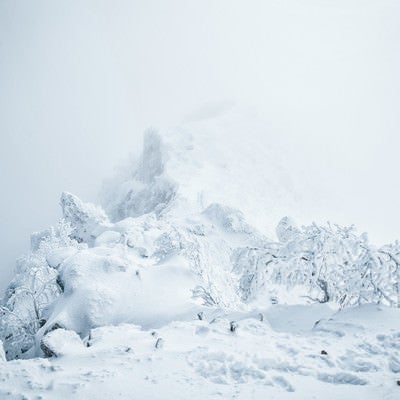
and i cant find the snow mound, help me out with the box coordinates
[42,248,200,337]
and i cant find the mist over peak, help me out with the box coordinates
[1,2,400,398]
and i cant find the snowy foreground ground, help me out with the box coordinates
[1,116,400,399]
[1,304,400,399]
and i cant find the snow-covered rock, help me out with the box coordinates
[203,203,253,235]
[60,191,110,244]
[40,328,84,357]
[103,129,177,221]
[46,246,79,269]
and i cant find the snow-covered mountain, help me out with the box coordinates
[101,108,299,236]
[1,119,400,399]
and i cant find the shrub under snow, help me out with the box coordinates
[236,219,400,308]
[0,219,81,359]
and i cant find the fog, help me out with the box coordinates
[1,0,399,292]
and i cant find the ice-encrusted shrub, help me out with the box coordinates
[0,220,80,360]
[152,218,242,308]
[374,242,400,307]
[233,245,280,302]
[236,219,400,308]
[271,223,376,306]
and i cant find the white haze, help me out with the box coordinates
[0,0,399,291]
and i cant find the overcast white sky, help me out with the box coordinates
[1,0,400,291]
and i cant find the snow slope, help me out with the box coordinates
[1,305,400,399]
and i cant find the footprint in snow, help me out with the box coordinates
[272,376,295,392]
[317,372,368,385]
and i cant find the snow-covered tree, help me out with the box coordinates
[0,219,79,360]
[237,218,400,308]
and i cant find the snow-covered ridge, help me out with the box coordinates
[1,123,400,399]
[0,126,273,360]
[2,126,400,361]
